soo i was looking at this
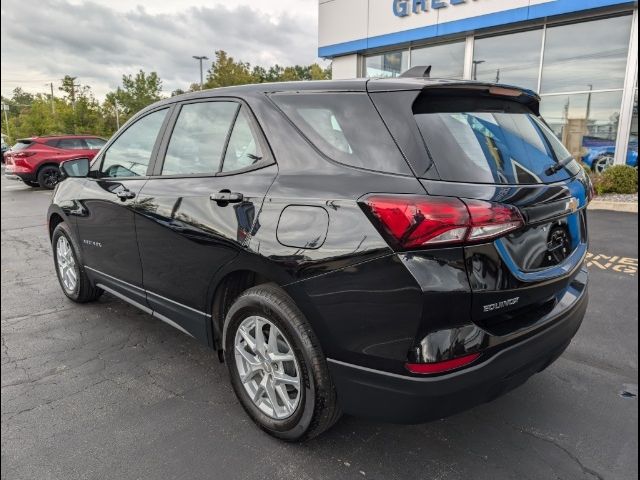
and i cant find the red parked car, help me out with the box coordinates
[4,135,106,189]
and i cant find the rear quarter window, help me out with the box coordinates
[270,92,411,175]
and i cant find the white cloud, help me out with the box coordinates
[0,0,321,99]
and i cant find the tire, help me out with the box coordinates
[37,165,61,189]
[52,222,102,303]
[23,180,40,188]
[224,283,340,441]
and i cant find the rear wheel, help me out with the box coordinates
[224,283,340,441]
[37,165,61,189]
[52,222,102,303]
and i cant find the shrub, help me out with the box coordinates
[595,165,638,195]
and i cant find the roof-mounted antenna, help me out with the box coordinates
[399,65,432,78]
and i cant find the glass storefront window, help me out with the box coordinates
[473,29,543,91]
[541,15,632,94]
[365,50,409,78]
[627,89,638,167]
[410,41,465,79]
[539,91,624,165]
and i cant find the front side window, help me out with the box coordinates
[271,92,411,174]
[221,107,263,173]
[162,101,239,175]
[100,108,168,178]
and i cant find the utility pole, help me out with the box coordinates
[114,98,120,130]
[45,82,55,114]
[1,103,10,139]
[495,69,500,84]
[64,76,81,133]
[192,55,209,90]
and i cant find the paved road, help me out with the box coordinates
[1,174,637,480]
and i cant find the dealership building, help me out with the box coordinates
[318,0,638,167]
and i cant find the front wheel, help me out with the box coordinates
[592,154,614,174]
[224,284,340,441]
[52,223,102,303]
[37,165,61,189]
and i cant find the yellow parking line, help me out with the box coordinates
[586,252,637,276]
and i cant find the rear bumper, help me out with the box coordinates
[328,271,588,424]
[4,165,36,182]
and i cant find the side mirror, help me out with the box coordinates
[60,157,90,179]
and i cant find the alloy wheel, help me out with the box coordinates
[234,315,302,420]
[42,168,60,188]
[56,235,78,293]
[593,154,614,174]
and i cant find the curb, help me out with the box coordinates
[588,201,638,213]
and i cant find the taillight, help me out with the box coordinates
[463,199,523,242]
[361,195,523,249]
[14,151,36,158]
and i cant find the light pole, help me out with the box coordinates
[472,60,485,81]
[192,55,208,90]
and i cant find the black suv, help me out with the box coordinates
[48,77,591,441]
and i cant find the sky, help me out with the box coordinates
[0,0,321,100]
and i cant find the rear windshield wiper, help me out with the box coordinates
[546,155,575,175]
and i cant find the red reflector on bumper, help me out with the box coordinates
[405,353,481,374]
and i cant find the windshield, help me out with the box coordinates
[415,111,581,184]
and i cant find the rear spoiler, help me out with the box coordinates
[366,78,540,115]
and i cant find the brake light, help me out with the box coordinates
[13,151,36,158]
[405,352,481,374]
[361,195,523,249]
[463,199,523,242]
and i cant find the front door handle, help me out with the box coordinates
[116,189,136,201]
[210,190,244,204]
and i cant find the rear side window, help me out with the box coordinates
[221,107,264,173]
[413,96,581,184]
[270,93,411,175]
[162,101,238,176]
[57,138,86,149]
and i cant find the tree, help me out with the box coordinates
[204,51,256,89]
[106,70,163,119]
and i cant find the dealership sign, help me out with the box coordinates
[393,0,477,17]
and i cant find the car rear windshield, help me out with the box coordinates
[12,140,33,151]
[270,92,411,175]
[413,95,581,184]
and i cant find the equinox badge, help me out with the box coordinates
[483,297,520,312]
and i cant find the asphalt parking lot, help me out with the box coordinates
[1,173,637,480]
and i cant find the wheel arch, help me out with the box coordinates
[36,161,61,177]
[47,205,69,240]
[207,258,323,357]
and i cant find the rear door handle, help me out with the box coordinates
[210,191,243,204]
[116,190,136,201]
